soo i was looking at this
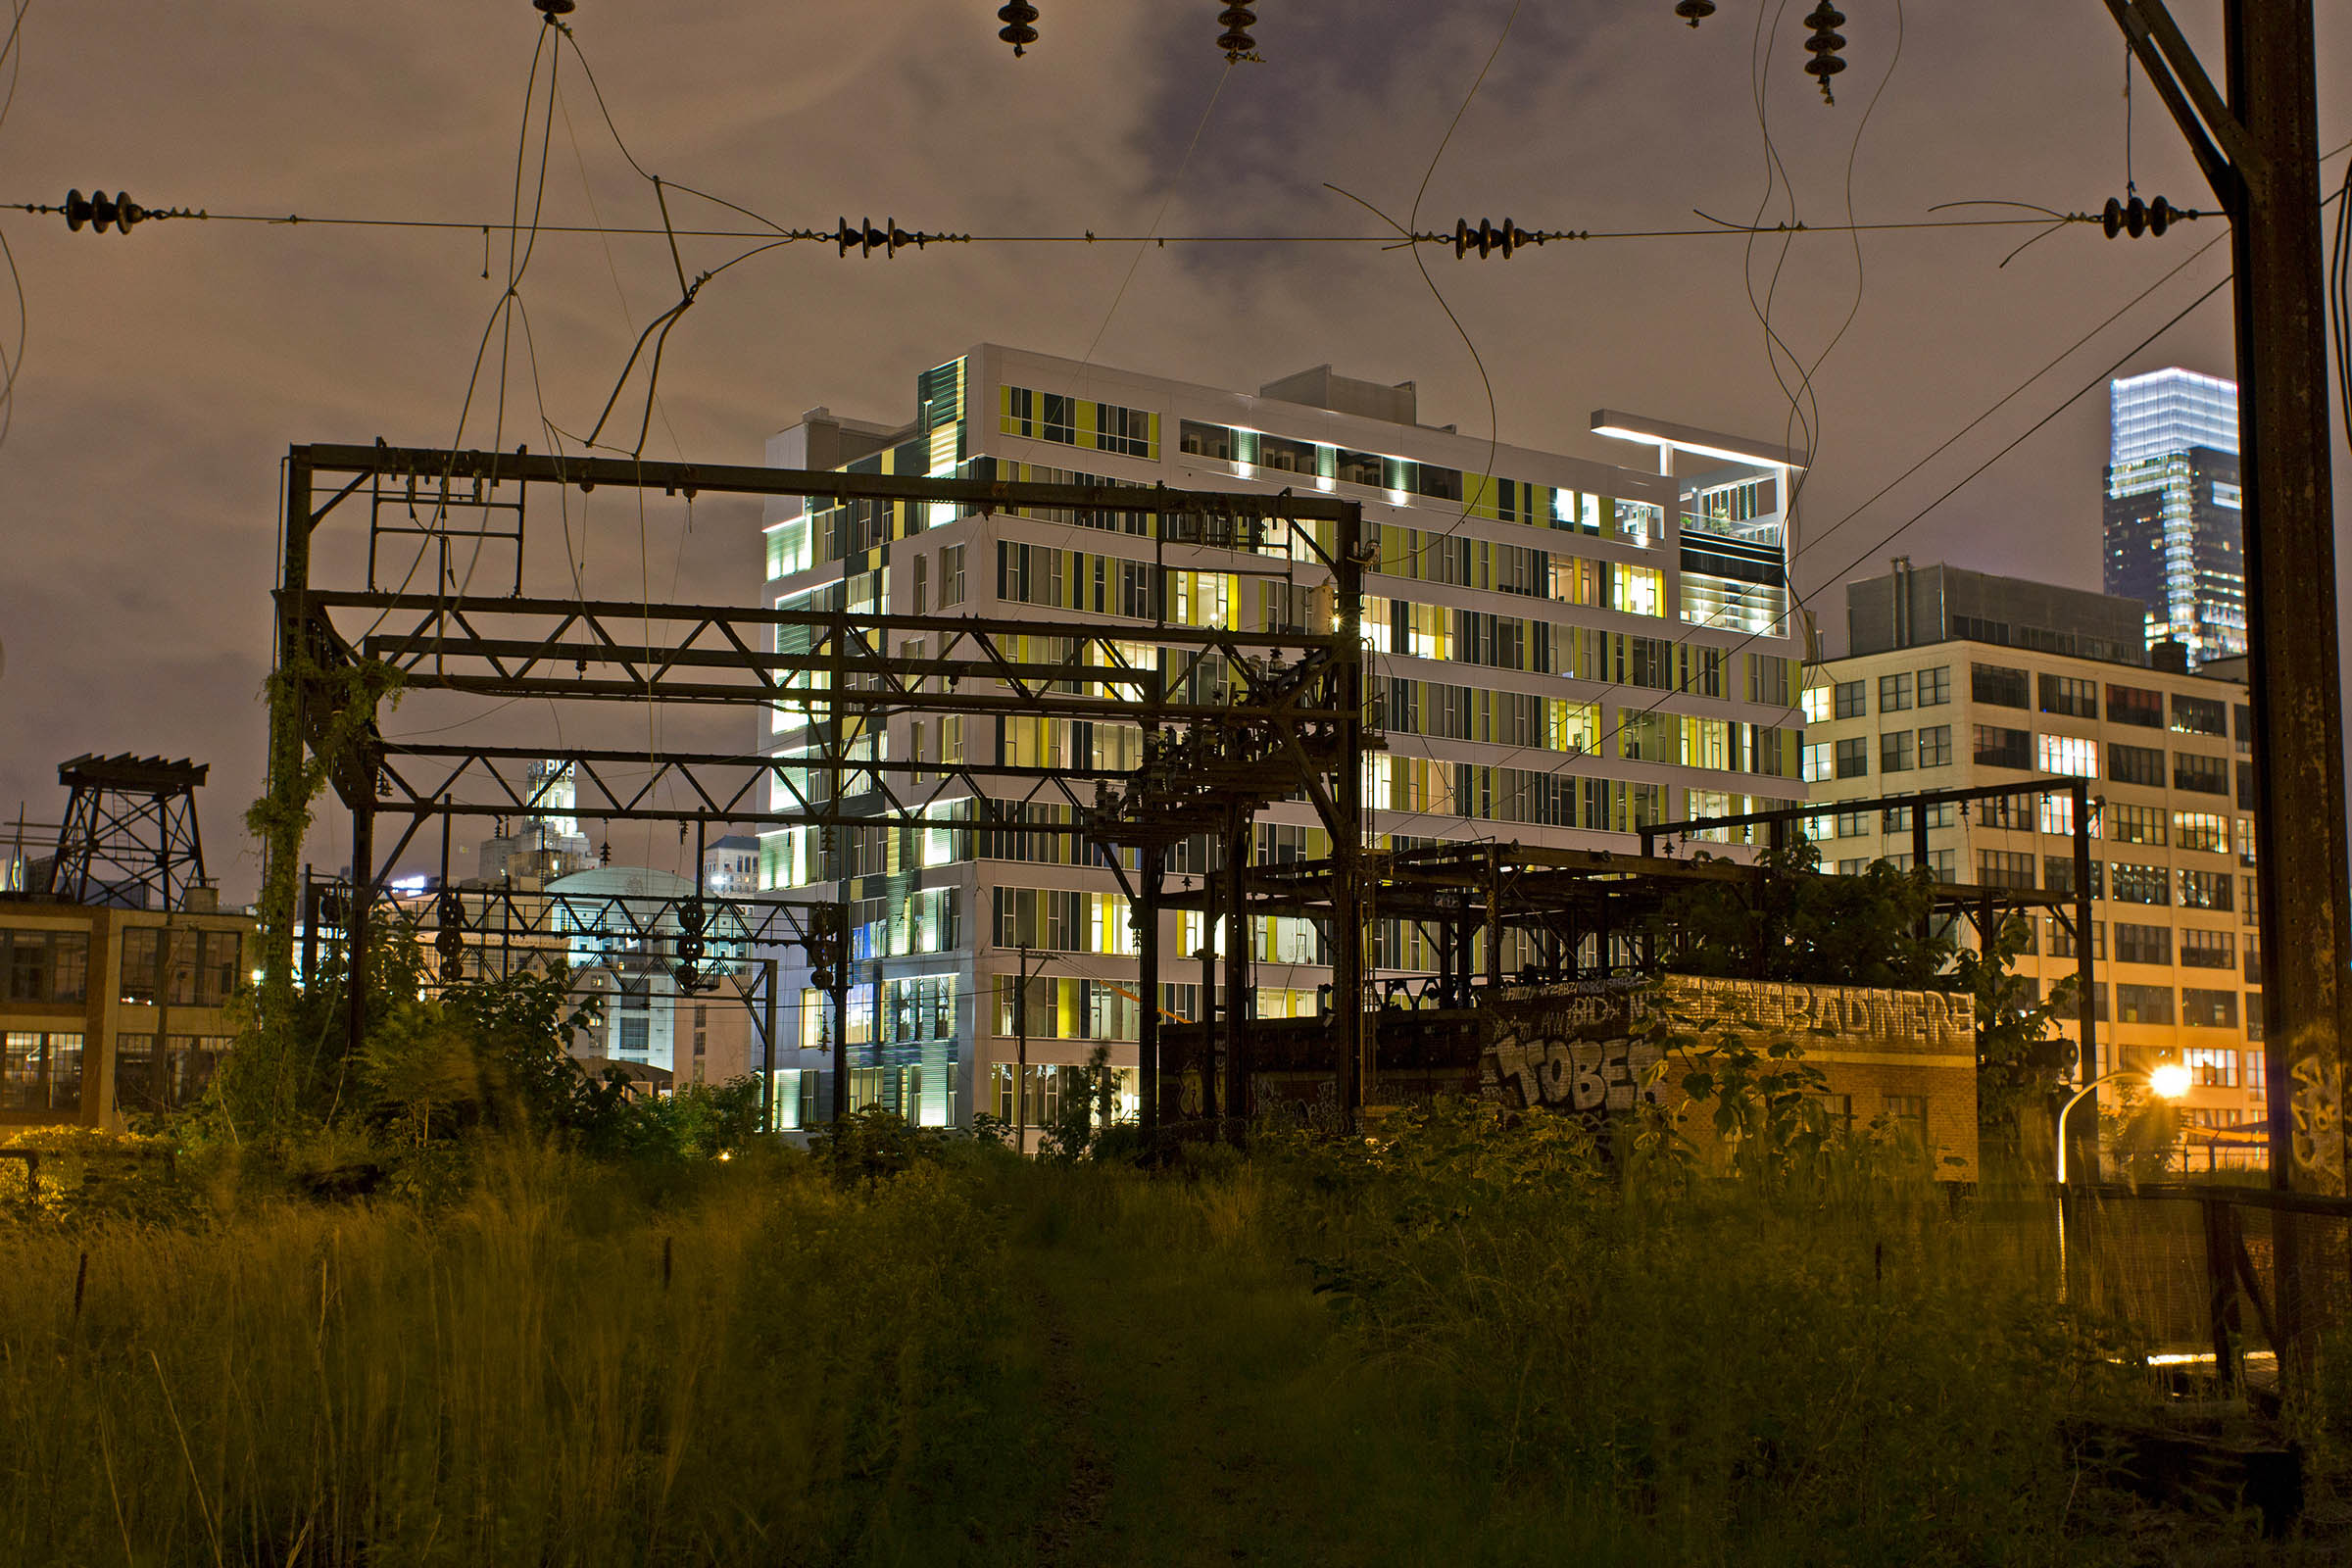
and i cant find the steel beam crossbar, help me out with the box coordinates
[1642,776,2089,841]
[299,594,1352,722]
[348,882,830,955]
[372,746,1125,840]
[308,593,1348,651]
[293,442,1363,522]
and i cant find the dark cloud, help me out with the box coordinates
[0,0,2344,897]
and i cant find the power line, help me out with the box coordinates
[1373,128,2352,836]
[1374,241,2243,834]
[0,198,2174,248]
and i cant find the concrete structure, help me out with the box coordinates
[1479,976,1981,1179]
[755,345,1811,1135]
[2104,368,2243,667]
[1851,560,2146,666]
[0,890,256,1127]
[1810,564,2261,1153]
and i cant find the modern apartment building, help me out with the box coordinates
[1810,564,2262,1148]
[2104,368,2243,667]
[751,346,1811,1135]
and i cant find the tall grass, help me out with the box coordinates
[3,1118,2329,1565]
[1236,1120,2167,1564]
[0,1147,1004,1566]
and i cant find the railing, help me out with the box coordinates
[1680,511,1783,547]
[2059,1180,2352,1394]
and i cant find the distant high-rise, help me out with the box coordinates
[2103,368,2243,667]
[475,758,596,884]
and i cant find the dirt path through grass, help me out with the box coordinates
[998,1184,1489,1568]
[1028,1284,1112,1567]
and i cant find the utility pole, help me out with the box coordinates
[2097,0,2350,1372]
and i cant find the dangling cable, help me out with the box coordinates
[2124,39,2137,199]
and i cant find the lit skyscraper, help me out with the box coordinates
[2103,368,2243,666]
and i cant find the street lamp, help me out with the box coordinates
[2055,1062,2192,1187]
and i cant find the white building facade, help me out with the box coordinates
[755,346,1810,1133]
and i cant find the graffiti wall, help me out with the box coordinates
[1476,975,1981,1177]
[2289,1044,2344,1192]
[1476,980,1664,1115]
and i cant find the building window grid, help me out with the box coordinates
[2183,1046,2237,1087]
[1971,663,2030,709]
[2038,674,2099,719]
[2113,921,2171,966]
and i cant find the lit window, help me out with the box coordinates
[2035,734,2098,778]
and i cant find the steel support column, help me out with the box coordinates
[346,797,372,1059]
[1139,844,1163,1147]
[263,455,314,1008]
[1222,804,1251,1136]
[1332,502,1368,1127]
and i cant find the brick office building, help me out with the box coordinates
[0,891,254,1128]
[1807,563,2262,1158]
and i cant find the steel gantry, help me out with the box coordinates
[266,440,1369,1134]
[1141,778,2093,1134]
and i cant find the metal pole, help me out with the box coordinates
[300,864,319,991]
[347,798,372,1060]
[1911,801,1931,939]
[1015,944,1030,1154]
[1139,844,1162,1148]
[1222,804,1251,1138]
[263,455,313,1016]
[824,904,849,1126]
[2222,14,2348,1393]
[1333,501,1367,1129]
[2071,778,2101,1183]
[761,956,778,1134]
[828,605,851,1127]
[1200,856,1220,1125]
[1483,849,1503,993]
[2100,0,2352,1387]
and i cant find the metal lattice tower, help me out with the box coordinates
[48,755,209,909]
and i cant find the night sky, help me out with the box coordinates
[2,0,2347,899]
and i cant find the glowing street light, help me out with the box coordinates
[2056,1064,2191,1187]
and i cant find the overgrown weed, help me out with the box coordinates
[0,1142,1005,1567]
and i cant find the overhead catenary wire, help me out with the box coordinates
[0,201,2174,247]
[1376,262,2237,839]
[1079,62,1232,368]
[157,0,2323,888]
[1393,0,1523,574]
[352,20,564,655]
[1742,0,1822,479]
[1376,128,2352,838]
[2331,134,2352,449]
[0,1,30,458]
